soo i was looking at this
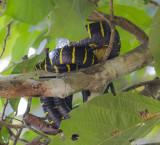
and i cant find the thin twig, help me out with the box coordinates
[121,79,160,92]
[10,136,28,144]
[1,99,8,120]
[0,19,14,59]
[110,0,114,21]
[5,117,23,123]
[8,128,28,144]
[141,142,160,145]
[102,0,115,60]
[149,0,160,7]
[94,6,116,60]
[0,121,26,129]
[13,128,23,145]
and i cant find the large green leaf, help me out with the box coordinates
[149,7,160,77]
[46,0,94,41]
[5,0,55,25]
[11,51,45,74]
[11,30,40,62]
[51,92,160,145]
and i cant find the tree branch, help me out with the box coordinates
[149,0,160,7]
[13,128,23,145]
[1,99,8,120]
[0,121,26,129]
[0,42,153,98]
[0,11,151,99]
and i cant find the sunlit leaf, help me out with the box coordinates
[11,30,40,62]
[5,0,55,25]
[46,0,94,41]
[51,92,160,145]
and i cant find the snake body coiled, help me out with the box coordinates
[36,22,121,128]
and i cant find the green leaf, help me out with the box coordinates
[45,39,56,51]
[0,134,3,144]
[1,126,10,143]
[143,0,150,4]
[9,98,20,112]
[0,21,29,60]
[21,130,39,141]
[5,0,55,25]
[11,30,41,62]
[11,51,45,74]
[46,0,94,41]
[98,5,151,29]
[149,7,160,77]
[99,0,146,10]
[0,20,47,75]
[51,92,160,145]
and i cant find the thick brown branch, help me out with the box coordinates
[0,42,153,98]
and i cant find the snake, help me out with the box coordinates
[35,22,121,128]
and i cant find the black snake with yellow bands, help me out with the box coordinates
[36,22,121,128]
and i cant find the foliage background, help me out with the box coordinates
[0,0,160,145]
